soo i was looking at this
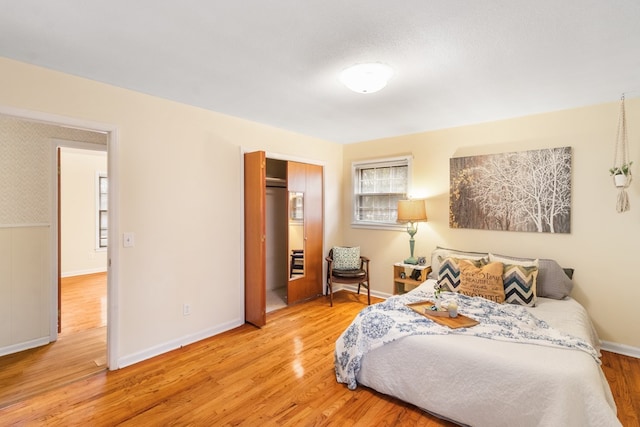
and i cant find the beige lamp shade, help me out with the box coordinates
[397,199,427,223]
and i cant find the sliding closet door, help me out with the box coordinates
[244,151,266,327]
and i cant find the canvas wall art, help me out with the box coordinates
[449,147,572,233]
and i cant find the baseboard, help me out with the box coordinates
[116,318,243,369]
[337,284,391,300]
[61,267,107,278]
[0,336,50,357]
[601,340,640,359]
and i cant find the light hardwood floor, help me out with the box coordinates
[0,273,107,408]
[0,286,638,426]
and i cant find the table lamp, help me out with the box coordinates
[397,199,427,265]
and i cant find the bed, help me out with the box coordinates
[334,248,620,427]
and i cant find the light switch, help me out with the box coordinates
[123,232,135,248]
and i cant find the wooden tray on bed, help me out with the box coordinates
[406,300,479,329]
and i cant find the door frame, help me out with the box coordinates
[240,148,326,323]
[0,105,120,370]
[53,140,108,333]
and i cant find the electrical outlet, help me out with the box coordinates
[183,303,191,316]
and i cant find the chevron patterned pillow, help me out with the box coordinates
[437,256,487,292]
[489,253,572,299]
[503,263,539,307]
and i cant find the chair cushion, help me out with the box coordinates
[332,269,366,278]
[332,246,360,270]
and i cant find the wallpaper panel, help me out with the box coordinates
[0,115,107,225]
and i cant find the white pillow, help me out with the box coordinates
[429,246,489,280]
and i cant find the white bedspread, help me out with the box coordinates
[335,280,620,427]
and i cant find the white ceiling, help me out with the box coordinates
[1,1,640,143]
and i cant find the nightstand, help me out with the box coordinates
[393,263,431,295]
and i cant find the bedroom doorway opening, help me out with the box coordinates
[58,145,108,366]
[0,109,119,406]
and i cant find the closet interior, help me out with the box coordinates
[265,159,289,312]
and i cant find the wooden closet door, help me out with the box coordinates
[287,161,323,304]
[244,151,266,327]
[303,163,323,299]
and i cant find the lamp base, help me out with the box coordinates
[404,256,419,265]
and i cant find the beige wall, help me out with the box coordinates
[0,57,344,365]
[60,148,108,276]
[343,99,640,349]
[1,54,637,362]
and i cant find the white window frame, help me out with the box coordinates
[96,172,108,250]
[351,155,412,230]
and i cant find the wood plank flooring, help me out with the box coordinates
[601,350,640,426]
[0,288,638,426]
[0,273,107,408]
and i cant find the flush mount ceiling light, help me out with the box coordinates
[339,63,394,94]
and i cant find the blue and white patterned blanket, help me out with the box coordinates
[335,289,599,390]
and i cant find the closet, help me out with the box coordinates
[244,151,323,327]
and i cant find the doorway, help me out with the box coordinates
[0,109,118,404]
[58,146,108,356]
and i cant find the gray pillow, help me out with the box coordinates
[489,253,573,299]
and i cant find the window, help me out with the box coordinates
[97,173,108,248]
[352,156,411,228]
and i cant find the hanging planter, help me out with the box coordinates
[610,162,633,188]
[614,173,628,188]
[611,95,632,213]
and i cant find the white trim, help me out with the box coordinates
[57,140,107,152]
[336,284,392,301]
[238,147,246,324]
[117,318,243,369]
[601,340,640,359]
[106,128,120,370]
[0,104,119,371]
[351,155,413,168]
[61,267,108,278]
[0,337,51,357]
[350,221,406,231]
[0,223,50,229]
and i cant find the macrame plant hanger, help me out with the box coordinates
[612,94,632,213]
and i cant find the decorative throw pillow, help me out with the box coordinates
[429,247,489,280]
[503,263,539,307]
[437,256,487,292]
[332,246,360,270]
[489,253,573,299]
[458,260,505,303]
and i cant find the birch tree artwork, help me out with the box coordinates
[450,147,572,233]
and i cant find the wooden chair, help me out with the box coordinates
[325,248,370,307]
